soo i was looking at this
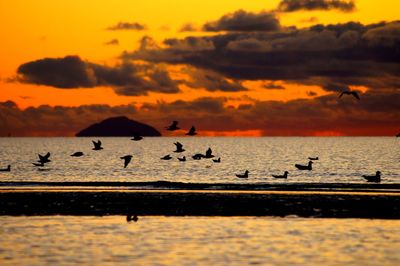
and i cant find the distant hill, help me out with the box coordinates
[76,116,161,137]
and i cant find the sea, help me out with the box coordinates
[1,137,399,265]
[0,137,398,183]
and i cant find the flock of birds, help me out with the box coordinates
[0,117,391,183]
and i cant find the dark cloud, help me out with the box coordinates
[128,21,400,92]
[277,0,356,12]
[104,39,119,45]
[1,91,399,136]
[16,55,180,95]
[202,10,280,32]
[184,68,247,92]
[106,22,146,31]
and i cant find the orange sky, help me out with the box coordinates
[0,1,399,136]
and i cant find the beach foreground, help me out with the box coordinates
[1,182,399,218]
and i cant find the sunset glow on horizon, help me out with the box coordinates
[1,0,399,136]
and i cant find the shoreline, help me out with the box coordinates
[2,181,400,192]
[1,188,399,218]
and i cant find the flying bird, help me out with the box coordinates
[174,142,185,153]
[166,121,180,131]
[38,152,51,164]
[131,135,143,141]
[161,154,172,160]
[272,171,288,179]
[213,157,221,163]
[121,155,133,168]
[192,153,204,160]
[236,170,249,178]
[204,148,215,159]
[362,171,381,183]
[0,165,11,172]
[92,140,103,150]
[185,126,197,136]
[178,156,186,162]
[339,90,360,100]
[308,157,319,161]
[71,152,84,157]
[295,161,313,170]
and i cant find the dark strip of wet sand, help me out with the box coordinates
[1,190,399,218]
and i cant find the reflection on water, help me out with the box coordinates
[0,216,399,265]
[0,137,399,183]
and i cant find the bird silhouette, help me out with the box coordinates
[236,170,249,178]
[32,162,45,167]
[192,153,204,160]
[38,152,51,163]
[71,152,84,157]
[161,154,172,160]
[204,148,215,159]
[213,157,221,163]
[272,171,288,179]
[174,142,185,153]
[339,90,360,100]
[166,121,180,131]
[92,140,103,150]
[295,161,313,170]
[185,126,197,136]
[308,157,319,160]
[121,155,133,168]
[131,135,143,141]
[178,156,186,162]
[362,171,381,183]
[0,165,11,172]
[126,214,139,222]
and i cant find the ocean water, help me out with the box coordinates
[0,137,398,183]
[0,216,399,265]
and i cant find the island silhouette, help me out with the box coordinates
[76,116,161,137]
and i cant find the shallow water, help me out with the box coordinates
[0,216,399,265]
[0,137,399,183]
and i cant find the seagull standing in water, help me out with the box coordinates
[121,155,133,168]
[236,170,249,178]
[272,171,288,179]
[185,126,197,136]
[339,90,360,100]
[92,140,103,150]
[362,171,381,183]
[166,121,180,131]
[174,142,185,153]
[213,157,221,163]
[295,161,313,170]
[71,152,84,157]
[0,165,11,172]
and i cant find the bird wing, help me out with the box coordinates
[338,92,345,98]
[175,142,183,149]
[352,92,360,100]
[43,152,50,159]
